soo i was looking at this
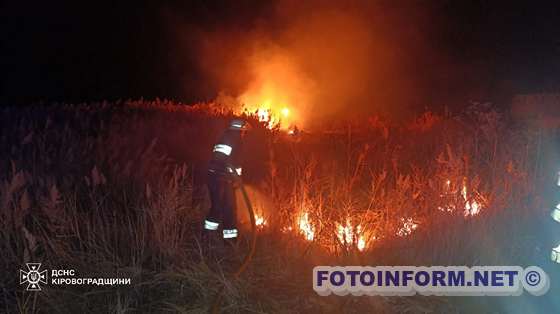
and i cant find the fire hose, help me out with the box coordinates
[210,173,257,314]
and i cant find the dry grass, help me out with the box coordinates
[0,100,553,313]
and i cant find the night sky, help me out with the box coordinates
[2,1,560,107]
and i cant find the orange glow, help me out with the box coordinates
[238,53,311,130]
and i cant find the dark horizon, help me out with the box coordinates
[2,1,560,109]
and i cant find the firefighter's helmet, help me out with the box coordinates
[229,118,251,131]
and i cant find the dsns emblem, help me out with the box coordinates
[20,263,48,291]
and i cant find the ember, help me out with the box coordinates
[397,217,418,237]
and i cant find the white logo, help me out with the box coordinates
[20,263,48,291]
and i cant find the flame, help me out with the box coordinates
[278,176,486,252]
[298,212,315,241]
[257,108,270,123]
[357,237,366,251]
[238,54,309,130]
[438,178,483,216]
[264,177,486,253]
[461,180,482,217]
[254,107,277,129]
[336,220,354,245]
[465,200,480,216]
[255,214,267,229]
[336,219,368,251]
[461,182,468,200]
[246,105,293,130]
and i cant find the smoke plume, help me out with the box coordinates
[164,1,444,127]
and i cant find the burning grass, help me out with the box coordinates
[0,100,554,312]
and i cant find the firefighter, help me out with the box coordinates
[552,171,560,263]
[203,118,250,243]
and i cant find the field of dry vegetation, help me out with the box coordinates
[1,100,559,313]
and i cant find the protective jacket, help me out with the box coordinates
[209,129,243,177]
